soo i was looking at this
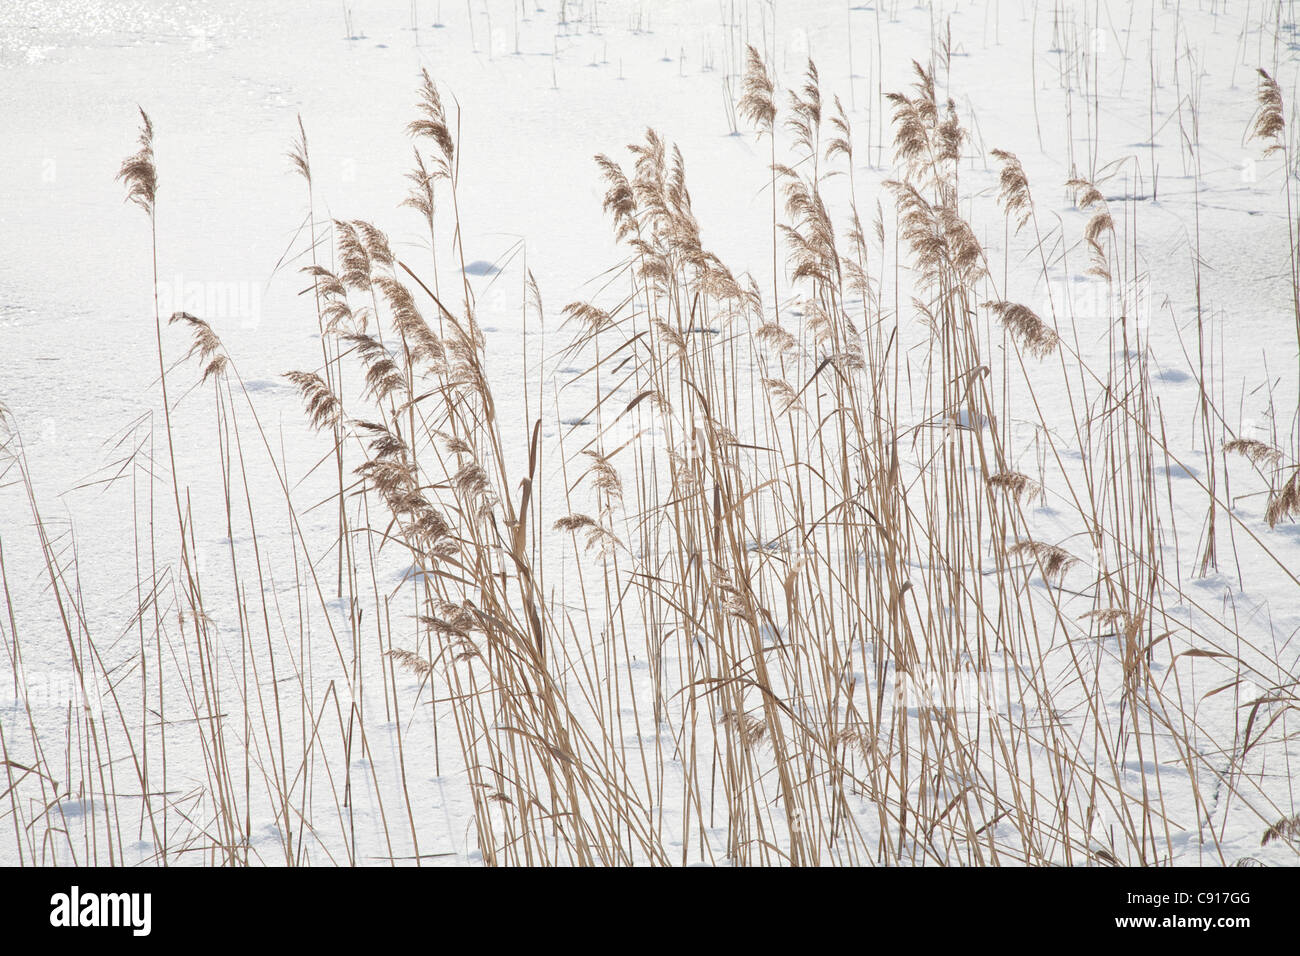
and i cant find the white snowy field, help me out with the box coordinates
[1,0,1299,866]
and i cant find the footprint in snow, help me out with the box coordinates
[242,378,286,393]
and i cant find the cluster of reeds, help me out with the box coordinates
[2,36,1298,867]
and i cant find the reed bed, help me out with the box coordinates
[1,32,1298,866]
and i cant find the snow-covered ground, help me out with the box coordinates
[2,0,1299,866]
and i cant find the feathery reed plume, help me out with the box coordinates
[886,61,963,187]
[628,127,668,219]
[984,300,1059,357]
[785,60,823,158]
[353,219,394,268]
[334,219,373,291]
[302,263,346,300]
[553,513,598,533]
[1224,437,1284,468]
[1008,540,1080,586]
[887,180,984,287]
[594,154,638,242]
[755,320,797,354]
[1067,177,1113,279]
[386,648,433,678]
[886,62,937,172]
[169,311,229,382]
[373,274,443,367]
[283,370,342,431]
[579,449,624,513]
[1262,813,1300,846]
[738,45,776,132]
[562,300,614,334]
[1068,178,1106,210]
[1252,69,1285,154]
[987,470,1041,502]
[779,173,839,285]
[345,332,406,401]
[833,726,875,766]
[553,513,624,555]
[426,599,483,635]
[117,108,157,216]
[1265,468,1300,527]
[355,419,409,461]
[402,148,437,219]
[429,428,472,456]
[826,95,853,164]
[652,318,687,355]
[990,149,1032,232]
[719,710,768,748]
[936,97,964,166]
[303,264,360,332]
[287,113,311,185]
[409,68,455,175]
[452,461,495,513]
[762,377,804,414]
[1080,607,1134,630]
[843,210,877,305]
[937,202,984,281]
[829,347,866,372]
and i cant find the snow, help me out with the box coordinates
[1,0,1298,866]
